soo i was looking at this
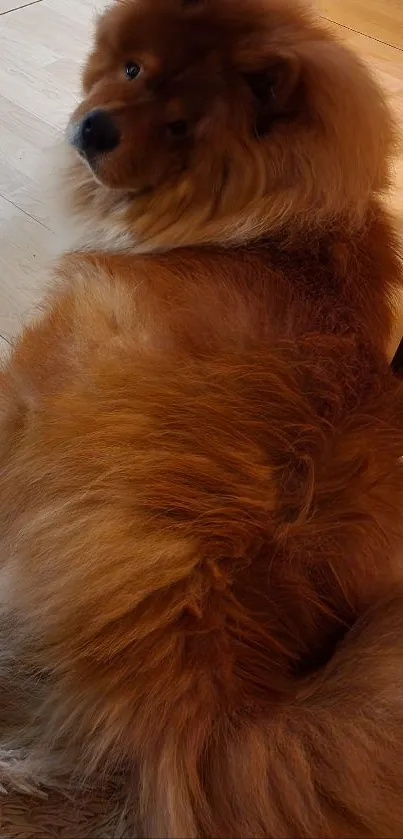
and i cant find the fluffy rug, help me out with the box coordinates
[0,777,131,838]
[0,623,133,837]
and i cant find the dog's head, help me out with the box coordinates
[70,0,304,192]
[66,0,395,247]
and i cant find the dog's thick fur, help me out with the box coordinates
[1,0,403,836]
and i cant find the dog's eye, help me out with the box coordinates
[125,62,142,80]
[167,120,188,138]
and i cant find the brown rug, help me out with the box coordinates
[0,778,131,838]
[0,628,133,837]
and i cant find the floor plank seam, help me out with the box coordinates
[321,15,403,53]
[0,0,43,18]
[0,191,51,232]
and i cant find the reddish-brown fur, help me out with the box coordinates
[1,0,403,835]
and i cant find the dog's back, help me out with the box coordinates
[2,251,403,835]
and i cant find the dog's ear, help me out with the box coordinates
[244,52,300,136]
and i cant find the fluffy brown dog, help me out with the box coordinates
[1,0,403,836]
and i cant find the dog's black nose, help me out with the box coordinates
[72,109,120,156]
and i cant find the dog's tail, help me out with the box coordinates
[139,593,403,838]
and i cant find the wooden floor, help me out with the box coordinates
[0,0,402,353]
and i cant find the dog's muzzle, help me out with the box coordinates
[68,108,120,158]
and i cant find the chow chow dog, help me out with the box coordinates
[1,0,403,836]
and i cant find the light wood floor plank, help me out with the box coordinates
[0,0,42,16]
[0,334,10,360]
[0,193,53,341]
[319,0,403,51]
